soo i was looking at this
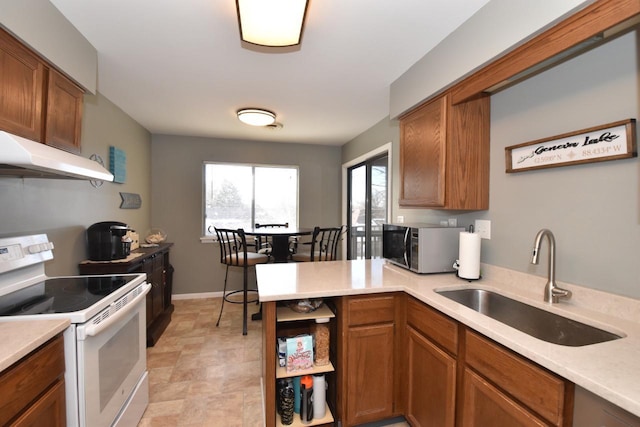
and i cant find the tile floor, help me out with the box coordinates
[139,297,263,427]
[138,297,409,427]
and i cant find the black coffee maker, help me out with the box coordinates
[87,221,133,261]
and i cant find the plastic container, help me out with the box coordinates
[280,385,294,425]
[293,376,301,414]
[313,317,330,366]
[312,374,326,419]
[300,375,314,424]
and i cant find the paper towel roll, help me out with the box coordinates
[459,232,481,279]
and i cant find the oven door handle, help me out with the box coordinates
[79,283,151,339]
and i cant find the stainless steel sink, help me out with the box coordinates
[436,288,622,346]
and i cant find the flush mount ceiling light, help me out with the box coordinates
[237,108,277,126]
[236,0,309,47]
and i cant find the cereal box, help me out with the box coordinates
[286,335,313,372]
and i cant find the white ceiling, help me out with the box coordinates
[50,0,490,146]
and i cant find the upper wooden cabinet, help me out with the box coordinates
[0,28,46,142]
[399,92,490,210]
[45,68,84,154]
[400,94,447,207]
[0,28,84,153]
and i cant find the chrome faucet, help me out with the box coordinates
[531,229,572,303]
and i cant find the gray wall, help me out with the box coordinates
[343,29,640,299]
[150,135,342,295]
[390,0,594,117]
[1,0,97,92]
[0,92,152,276]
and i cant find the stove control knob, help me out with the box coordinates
[27,244,41,254]
[27,242,54,254]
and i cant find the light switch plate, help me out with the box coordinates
[475,219,491,239]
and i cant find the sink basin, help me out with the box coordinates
[436,288,622,346]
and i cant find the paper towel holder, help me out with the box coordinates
[454,224,482,281]
[456,270,482,282]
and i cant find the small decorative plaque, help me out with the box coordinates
[119,192,142,209]
[505,119,636,173]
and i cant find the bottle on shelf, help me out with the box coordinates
[300,375,314,424]
[293,376,301,414]
[312,374,326,419]
[279,380,294,425]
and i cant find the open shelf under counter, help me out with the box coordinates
[276,404,334,427]
[276,304,335,322]
[276,362,335,379]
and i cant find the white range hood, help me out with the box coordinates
[0,131,114,181]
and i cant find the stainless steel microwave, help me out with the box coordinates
[382,223,463,274]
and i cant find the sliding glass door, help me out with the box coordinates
[347,153,388,259]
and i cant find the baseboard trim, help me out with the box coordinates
[172,291,223,300]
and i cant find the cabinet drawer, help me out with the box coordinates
[407,296,458,355]
[347,294,395,326]
[465,330,569,425]
[12,379,66,427]
[0,334,65,426]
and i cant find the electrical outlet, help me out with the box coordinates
[396,215,404,223]
[448,218,457,227]
[475,219,491,239]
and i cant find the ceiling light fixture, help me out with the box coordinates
[237,108,277,126]
[236,0,309,47]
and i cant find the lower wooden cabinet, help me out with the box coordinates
[12,380,66,427]
[346,323,395,424]
[461,368,548,427]
[405,295,458,427]
[461,330,574,427]
[0,334,66,427]
[337,293,402,426]
[265,293,575,427]
[402,295,573,427]
[406,326,456,427]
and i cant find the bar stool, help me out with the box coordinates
[214,227,269,335]
[291,226,344,262]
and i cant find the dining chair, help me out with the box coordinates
[254,222,289,261]
[214,227,269,335]
[291,226,345,262]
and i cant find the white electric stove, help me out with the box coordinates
[0,234,150,427]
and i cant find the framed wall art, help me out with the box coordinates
[505,119,636,173]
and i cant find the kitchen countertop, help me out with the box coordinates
[256,258,640,417]
[0,319,69,372]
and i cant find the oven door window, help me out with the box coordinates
[77,301,146,427]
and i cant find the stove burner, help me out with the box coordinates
[0,275,137,316]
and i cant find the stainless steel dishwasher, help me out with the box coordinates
[573,386,640,427]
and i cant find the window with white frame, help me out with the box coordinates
[203,163,298,236]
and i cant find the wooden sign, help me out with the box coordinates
[505,119,636,173]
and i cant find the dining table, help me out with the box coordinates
[244,226,314,321]
[244,227,314,263]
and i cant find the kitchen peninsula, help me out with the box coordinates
[257,259,640,427]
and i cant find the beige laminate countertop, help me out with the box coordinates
[0,319,69,372]
[256,258,640,417]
